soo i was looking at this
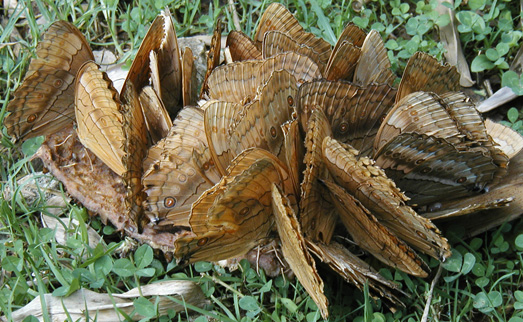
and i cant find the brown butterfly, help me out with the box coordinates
[181,47,196,107]
[5,21,94,141]
[299,108,337,243]
[226,30,262,61]
[296,80,396,157]
[324,23,366,81]
[271,184,329,319]
[322,136,451,260]
[200,19,222,99]
[207,60,263,104]
[353,30,395,86]
[253,3,332,66]
[396,51,461,104]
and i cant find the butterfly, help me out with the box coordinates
[324,23,366,81]
[200,19,223,99]
[5,21,94,141]
[226,30,262,62]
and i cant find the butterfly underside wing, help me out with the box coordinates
[322,179,428,277]
[174,155,283,262]
[74,61,125,176]
[396,52,461,104]
[258,52,322,86]
[200,19,222,99]
[253,3,332,65]
[182,46,196,107]
[207,60,262,104]
[322,136,451,260]
[226,30,262,61]
[299,108,337,243]
[281,119,305,195]
[139,86,172,144]
[6,21,94,140]
[296,80,396,157]
[325,23,366,80]
[485,119,523,159]
[271,184,329,319]
[353,30,395,86]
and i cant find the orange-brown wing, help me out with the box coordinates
[207,60,262,104]
[121,80,149,230]
[324,41,361,81]
[226,30,262,61]
[282,119,305,195]
[182,46,196,107]
[296,80,396,157]
[258,52,322,86]
[353,30,395,86]
[203,100,242,176]
[175,158,280,261]
[200,19,222,99]
[74,61,125,176]
[396,52,460,104]
[262,30,325,73]
[322,136,451,260]
[5,20,94,140]
[253,3,331,65]
[271,184,329,319]
[139,86,172,145]
[333,23,366,50]
[322,179,428,277]
[299,108,337,243]
[123,9,182,116]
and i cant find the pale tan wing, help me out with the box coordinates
[253,3,331,65]
[353,30,395,86]
[485,119,523,159]
[226,30,262,61]
[123,10,182,115]
[300,108,337,243]
[307,240,405,307]
[262,30,325,73]
[139,86,172,144]
[200,19,222,99]
[374,133,503,206]
[296,80,396,157]
[5,21,94,140]
[182,46,196,107]
[396,52,460,104]
[207,60,262,104]
[322,136,451,260]
[74,61,125,176]
[258,52,322,86]
[282,119,305,195]
[271,184,329,319]
[325,41,361,81]
[175,158,280,261]
[121,80,149,229]
[322,179,428,277]
[203,100,242,176]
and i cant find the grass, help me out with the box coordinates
[1,0,523,321]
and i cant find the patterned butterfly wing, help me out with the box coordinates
[324,41,361,81]
[175,157,282,261]
[258,52,322,86]
[207,60,262,104]
[74,61,125,176]
[254,3,331,65]
[307,240,405,307]
[203,100,242,176]
[262,30,325,73]
[322,179,428,277]
[374,132,504,206]
[322,136,451,260]
[139,86,172,145]
[353,30,395,86]
[333,23,366,50]
[124,9,182,116]
[296,80,396,157]
[200,19,222,99]
[182,47,196,107]
[271,184,329,319]
[5,21,94,140]
[226,30,262,61]
[300,108,337,243]
[485,119,523,159]
[282,119,305,195]
[396,52,460,104]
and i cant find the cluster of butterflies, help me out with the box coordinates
[5,3,523,318]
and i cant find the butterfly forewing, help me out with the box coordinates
[485,119,523,159]
[139,86,172,145]
[353,30,395,86]
[258,52,322,86]
[226,30,262,61]
[271,184,329,319]
[74,61,125,176]
[207,60,262,104]
[6,21,94,140]
[200,19,222,99]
